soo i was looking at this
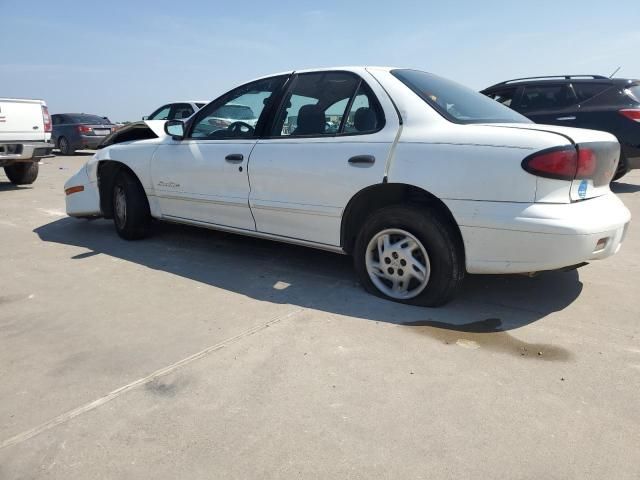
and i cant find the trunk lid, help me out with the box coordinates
[0,98,46,142]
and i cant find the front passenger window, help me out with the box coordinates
[189,76,286,140]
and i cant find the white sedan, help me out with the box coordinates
[64,67,631,306]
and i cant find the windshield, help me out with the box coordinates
[69,114,111,124]
[392,69,531,124]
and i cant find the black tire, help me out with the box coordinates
[58,136,75,156]
[112,170,151,240]
[4,162,39,185]
[353,205,465,307]
[612,153,629,182]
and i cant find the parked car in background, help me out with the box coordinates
[143,101,207,121]
[191,103,258,137]
[52,113,116,155]
[481,75,640,180]
[64,67,630,307]
[0,97,54,184]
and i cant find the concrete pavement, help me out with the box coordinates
[1,154,639,479]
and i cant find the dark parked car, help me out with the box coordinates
[481,75,640,180]
[51,113,116,155]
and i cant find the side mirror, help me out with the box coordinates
[142,115,149,120]
[164,119,185,140]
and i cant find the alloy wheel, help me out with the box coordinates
[365,228,431,300]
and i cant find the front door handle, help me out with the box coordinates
[225,153,244,162]
[556,116,576,121]
[348,155,375,165]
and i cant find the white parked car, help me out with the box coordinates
[143,101,207,121]
[64,67,631,306]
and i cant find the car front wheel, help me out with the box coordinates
[354,205,465,307]
[112,170,151,240]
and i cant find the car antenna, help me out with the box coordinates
[609,66,621,78]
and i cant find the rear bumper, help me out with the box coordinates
[64,165,101,218]
[76,135,106,150]
[446,194,631,274]
[0,141,54,166]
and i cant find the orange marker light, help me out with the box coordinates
[65,185,85,196]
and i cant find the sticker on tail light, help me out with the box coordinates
[570,142,620,201]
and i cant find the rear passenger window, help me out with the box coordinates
[271,72,383,137]
[343,84,383,134]
[518,85,578,112]
[486,88,517,107]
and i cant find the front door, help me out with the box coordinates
[248,70,399,246]
[151,75,288,230]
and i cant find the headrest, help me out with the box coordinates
[294,104,325,135]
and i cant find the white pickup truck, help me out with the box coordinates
[0,98,54,184]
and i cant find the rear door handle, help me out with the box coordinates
[556,116,576,121]
[225,153,244,162]
[348,155,375,165]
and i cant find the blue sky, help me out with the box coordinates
[1,0,638,121]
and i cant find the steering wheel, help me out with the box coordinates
[227,121,254,136]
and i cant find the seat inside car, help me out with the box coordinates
[292,104,326,135]
[354,107,377,132]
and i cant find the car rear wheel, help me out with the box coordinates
[4,162,39,185]
[112,170,151,240]
[353,205,465,307]
[612,153,629,182]
[58,136,75,156]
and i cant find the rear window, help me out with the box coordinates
[625,85,640,103]
[392,69,530,124]
[215,104,255,120]
[69,114,111,124]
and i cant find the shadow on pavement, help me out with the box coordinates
[34,218,583,341]
[0,182,26,191]
[611,181,640,194]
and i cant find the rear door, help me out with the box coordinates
[247,70,399,246]
[151,75,288,230]
[515,83,580,126]
[0,98,45,142]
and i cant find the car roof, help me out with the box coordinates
[483,75,639,91]
[247,66,398,83]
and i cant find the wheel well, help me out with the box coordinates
[341,183,464,256]
[97,161,143,219]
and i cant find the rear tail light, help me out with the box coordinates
[522,146,577,181]
[522,146,597,181]
[77,125,92,134]
[619,109,640,122]
[576,148,596,178]
[42,106,51,133]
